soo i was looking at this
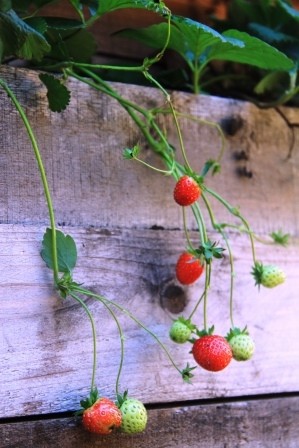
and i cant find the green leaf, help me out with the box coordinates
[39,73,71,112]
[170,16,237,65]
[0,10,51,61]
[41,228,77,273]
[45,26,96,62]
[120,17,237,68]
[25,17,48,35]
[207,29,294,71]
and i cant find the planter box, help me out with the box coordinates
[0,65,299,447]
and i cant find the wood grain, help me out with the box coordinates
[0,64,299,441]
[1,396,299,448]
[1,66,298,235]
[0,225,298,418]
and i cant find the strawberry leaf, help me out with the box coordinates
[119,18,237,67]
[0,9,51,61]
[41,228,77,273]
[213,30,294,71]
[45,25,96,63]
[39,73,71,112]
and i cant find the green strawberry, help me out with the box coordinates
[118,393,147,434]
[169,317,196,344]
[226,327,255,361]
[252,262,286,288]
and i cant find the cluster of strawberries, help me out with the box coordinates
[170,175,286,372]
[80,390,147,436]
[80,174,286,434]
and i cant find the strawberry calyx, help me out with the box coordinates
[200,159,221,178]
[78,387,99,415]
[183,167,205,188]
[180,362,197,383]
[56,272,81,299]
[116,390,129,409]
[226,326,249,342]
[195,325,215,338]
[251,261,264,287]
[174,316,197,332]
[189,240,225,265]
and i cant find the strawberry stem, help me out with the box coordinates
[0,77,59,285]
[99,298,125,396]
[205,187,257,264]
[201,192,235,328]
[188,290,205,320]
[72,286,185,379]
[166,111,226,165]
[69,292,97,392]
[182,207,193,249]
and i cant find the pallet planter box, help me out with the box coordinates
[0,64,299,447]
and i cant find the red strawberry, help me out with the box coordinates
[81,395,122,435]
[173,175,201,206]
[176,252,204,285]
[192,334,232,372]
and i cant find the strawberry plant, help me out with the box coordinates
[0,0,292,436]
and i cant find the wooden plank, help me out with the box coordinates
[1,396,299,448]
[0,66,299,420]
[0,225,298,418]
[0,66,298,236]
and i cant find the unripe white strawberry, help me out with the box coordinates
[169,317,195,344]
[120,398,147,434]
[252,262,286,288]
[226,327,255,362]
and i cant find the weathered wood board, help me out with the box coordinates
[0,65,299,446]
[1,397,299,448]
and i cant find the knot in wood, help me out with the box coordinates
[160,281,187,314]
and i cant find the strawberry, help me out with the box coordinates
[118,393,147,434]
[169,317,196,344]
[173,175,201,206]
[80,389,122,435]
[252,262,286,288]
[176,252,204,285]
[192,334,232,372]
[226,327,255,361]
